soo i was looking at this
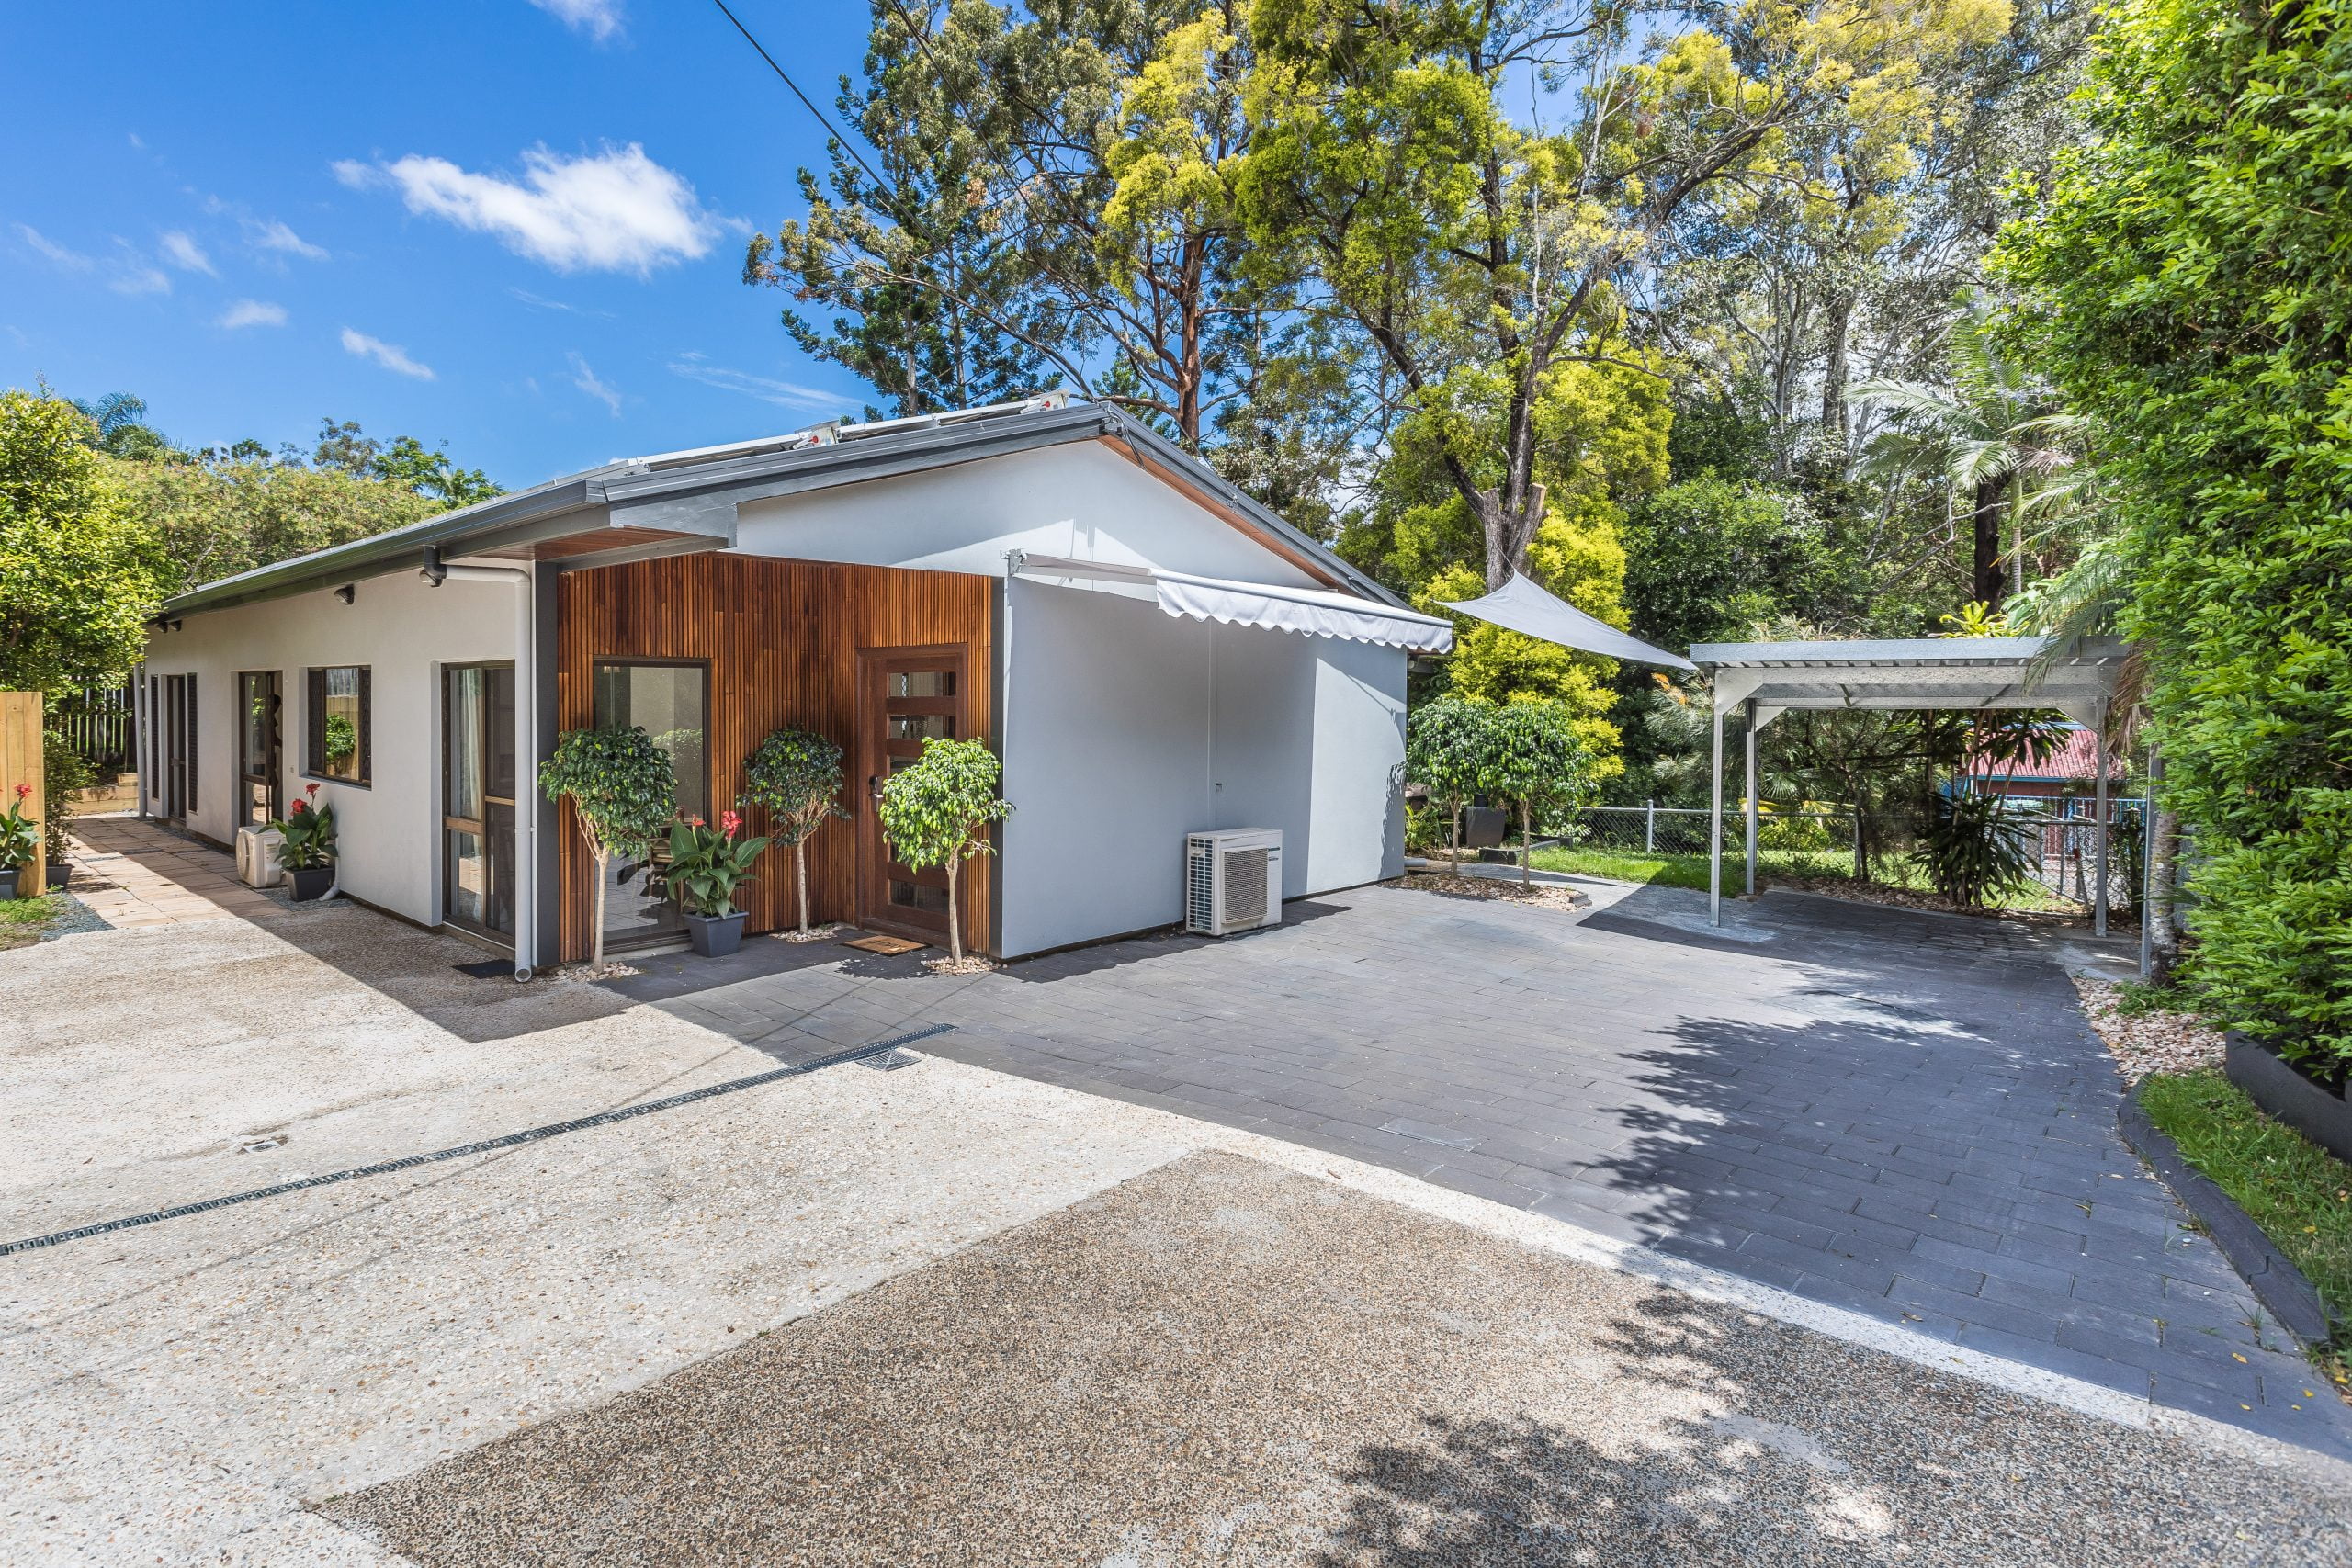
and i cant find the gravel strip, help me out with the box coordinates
[323,1151,2351,1567]
[2073,973,2227,1083]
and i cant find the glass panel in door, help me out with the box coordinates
[591,660,707,950]
[238,671,282,828]
[860,651,965,942]
[443,664,516,942]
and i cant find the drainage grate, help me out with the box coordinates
[0,1023,954,1258]
[854,1048,921,1072]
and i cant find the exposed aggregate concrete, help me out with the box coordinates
[327,1153,2352,1567]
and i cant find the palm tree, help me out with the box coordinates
[1854,305,2084,609]
[69,391,171,459]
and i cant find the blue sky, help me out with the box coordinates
[2,0,884,488]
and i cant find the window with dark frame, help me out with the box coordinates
[307,665,371,784]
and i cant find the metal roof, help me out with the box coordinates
[1689,635,2133,723]
[163,394,1401,617]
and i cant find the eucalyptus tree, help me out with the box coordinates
[1226,0,2016,594]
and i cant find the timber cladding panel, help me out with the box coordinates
[555,554,994,963]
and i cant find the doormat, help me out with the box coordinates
[842,933,926,956]
[453,959,514,979]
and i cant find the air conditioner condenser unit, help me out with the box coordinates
[235,825,285,889]
[1184,828,1283,936]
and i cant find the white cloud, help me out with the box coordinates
[18,225,173,294]
[510,286,612,318]
[529,0,623,42]
[109,260,172,296]
[569,353,623,416]
[668,353,842,412]
[341,143,719,276]
[17,224,93,271]
[220,299,288,329]
[159,230,216,275]
[247,219,327,261]
[341,327,435,380]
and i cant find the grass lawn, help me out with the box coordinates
[0,893,63,952]
[2139,1069,2352,1382]
[1525,846,1870,891]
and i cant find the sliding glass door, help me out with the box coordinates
[237,671,282,829]
[443,663,516,942]
[591,660,707,951]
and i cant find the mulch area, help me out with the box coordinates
[1400,869,1585,912]
[2070,973,2226,1083]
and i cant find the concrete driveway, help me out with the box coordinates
[4,826,2348,1563]
[610,874,2351,1456]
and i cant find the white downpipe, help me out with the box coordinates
[435,563,537,979]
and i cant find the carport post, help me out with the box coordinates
[2093,702,2110,938]
[1709,694,1724,927]
[1743,697,1759,897]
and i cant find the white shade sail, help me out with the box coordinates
[1012,553,1455,654]
[1440,571,1697,671]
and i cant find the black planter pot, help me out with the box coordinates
[286,864,336,902]
[2224,1031,2352,1166]
[0,866,18,901]
[685,910,746,957]
[45,862,70,892]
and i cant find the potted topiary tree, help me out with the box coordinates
[876,737,1011,966]
[0,783,37,901]
[1482,700,1596,886]
[538,726,677,967]
[740,727,848,938]
[270,782,339,900]
[1404,695,1499,871]
[664,808,770,956]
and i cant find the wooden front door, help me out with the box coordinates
[856,645,968,943]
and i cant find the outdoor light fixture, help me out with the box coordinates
[334,584,356,605]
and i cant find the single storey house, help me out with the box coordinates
[140,394,1453,972]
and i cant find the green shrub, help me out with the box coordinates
[741,728,848,935]
[876,737,1009,964]
[1912,793,2035,908]
[1404,695,1499,869]
[1994,0,2352,1066]
[539,727,676,965]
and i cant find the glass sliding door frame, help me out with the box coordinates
[236,671,283,829]
[443,662,518,944]
[589,659,708,952]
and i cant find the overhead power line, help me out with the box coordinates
[708,0,892,193]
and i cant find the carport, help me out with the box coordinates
[1687,636,2137,931]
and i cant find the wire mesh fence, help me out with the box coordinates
[1551,795,2148,914]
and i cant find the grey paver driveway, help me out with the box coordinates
[608,878,2352,1457]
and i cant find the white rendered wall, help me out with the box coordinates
[998,578,1407,957]
[732,440,1324,587]
[138,570,523,929]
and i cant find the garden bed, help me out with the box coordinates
[1400,869,1584,912]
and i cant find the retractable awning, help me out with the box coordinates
[1439,571,1696,671]
[1011,553,1455,654]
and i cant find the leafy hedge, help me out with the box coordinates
[1995,0,2352,1066]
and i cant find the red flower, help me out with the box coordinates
[718,809,742,837]
[686,815,706,829]
[12,783,28,801]
[290,799,308,815]
[305,783,321,798]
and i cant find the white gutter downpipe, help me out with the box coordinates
[425,551,538,979]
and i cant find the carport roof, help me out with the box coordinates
[1689,634,2133,724]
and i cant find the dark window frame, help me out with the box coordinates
[304,664,373,788]
[590,657,712,820]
